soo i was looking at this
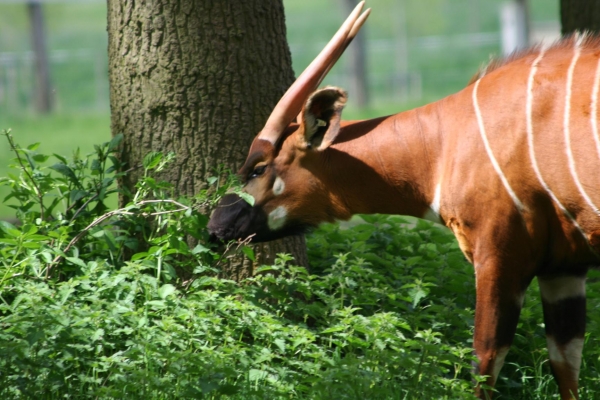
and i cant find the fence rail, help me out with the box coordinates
[0,48,109,113]
[0,0,560,114]
[0,31,503,114]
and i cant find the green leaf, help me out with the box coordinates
[248,369,268,381]
[158,284,176,299]
[26,329,45,346]
[90,229,105,238]
[90,159,102,172]
[273,339,286,353]
[130,252,149,261]
[146,300,166,309]
[191,244,211,254]
[53,153,68,164]
[320,325,346,334]
[39,251,53,263]
[138,316,148,328]
[91,328,104,342]
[5,228,22,238]
[66,257,87,268]
[409,286,428,308]
[143,152,163,170]
[107,134,123,152]
[69,189,88,203]
[292,337,311,349]
[241,245,255,261]
[50,163,81,187]
[0,220,17,233]
[238,192,255,207]
[32,154,49,163]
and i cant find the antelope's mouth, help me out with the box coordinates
[207,194,265,242]
[207,194,310,243]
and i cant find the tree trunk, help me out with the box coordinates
[27,0,53,113]
[561,0,600,35]
[107,0,308,277]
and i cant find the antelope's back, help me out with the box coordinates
[443,35,600,263]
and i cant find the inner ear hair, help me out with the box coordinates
[307,119,329,148]
[302,87,347,149]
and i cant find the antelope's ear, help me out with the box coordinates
[299,86,347,151]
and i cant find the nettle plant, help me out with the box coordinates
[0,129,230,282]
[2,130,600,399]
[0,130,482,399]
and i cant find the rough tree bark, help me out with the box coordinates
[107,0,308,279]
[561,0,600,35]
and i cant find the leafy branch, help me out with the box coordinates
[49,199,190,269]
[3,129,46,220]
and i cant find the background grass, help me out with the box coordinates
[0,114,111,217]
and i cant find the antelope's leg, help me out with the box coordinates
[473,266,530,399]
[538,275,586,400]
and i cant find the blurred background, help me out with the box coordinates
[0,0,559,216]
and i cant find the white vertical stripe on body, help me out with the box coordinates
[431,183,441,214]
[422,183,442,224]
[526,48,588,238]
[564,38,600,216]
[472,79,525,212]
[591,57,600,162]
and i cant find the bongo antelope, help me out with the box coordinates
[208,3,600,398]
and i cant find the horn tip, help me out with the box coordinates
[353,1,365,14]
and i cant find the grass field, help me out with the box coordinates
[0,113,111,218]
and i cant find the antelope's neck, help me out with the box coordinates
[328,102,444,221]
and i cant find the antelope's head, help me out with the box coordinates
[208,2,370,243]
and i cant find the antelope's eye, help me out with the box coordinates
[248,164,267,180]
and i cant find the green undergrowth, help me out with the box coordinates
[0,129,599,399]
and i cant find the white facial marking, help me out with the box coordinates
[525,47,588,239]
[472,79,525,213]
[563,41,600,217]
[268,206,288,231]
[491,347,510,382]
[273,176,285,196]
[547,337,584,377]
[422,183,443,224]
[538,276,586,304]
